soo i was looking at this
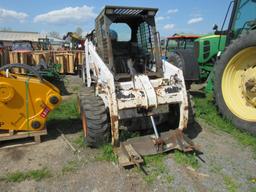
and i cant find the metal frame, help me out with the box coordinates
[84,6,189,146]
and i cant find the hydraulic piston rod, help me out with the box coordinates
[150,116,159,139]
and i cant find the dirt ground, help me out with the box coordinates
[0,75,255,192]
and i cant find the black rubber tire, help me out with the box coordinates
[168,52,185,71]
[214,30,256,135]
[79,87,110,147]
[168,52,192,89]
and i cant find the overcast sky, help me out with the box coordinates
[0,0,231,37]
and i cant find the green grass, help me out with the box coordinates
[194,94,256,155]
[1,167,51,183]
[47,97,81,133]
[62,160,80,174]
[165,174,175,183]
[223,175,238,192]
[95,144,172,186]
[72,132,84,148]
[173,150,199,169]
[95,144,117,163]
[143,154,174,185]
[48,97,80,120]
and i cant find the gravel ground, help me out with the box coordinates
[0,76,255,192]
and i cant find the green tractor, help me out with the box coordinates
[173,0,256,135]
[164,34,201,88]
[195,0,256,134]
[194,34,227,91]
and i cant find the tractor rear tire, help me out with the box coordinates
[168,52,185,71]
[169,52,192,89]
[214,30,256,135]
[79,87,110,147]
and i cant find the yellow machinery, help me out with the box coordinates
[0,64,61,131]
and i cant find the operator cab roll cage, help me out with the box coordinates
[94,6,163,81]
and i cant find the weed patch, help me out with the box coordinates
[173,151,199,169]
[48,97,80,120]
[73,132,84,148]
[1,167,51,182]
[194,94,256,155]
[62,160,80,174]
[223,175,238,192]
[143,154,174,185]
[96,144,117,163]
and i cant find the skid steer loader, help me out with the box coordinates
[78,6,196,165]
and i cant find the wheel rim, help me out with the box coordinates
[222,47,256,122]
[81,111,88,136]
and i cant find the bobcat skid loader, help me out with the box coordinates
[79,6,197,166]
